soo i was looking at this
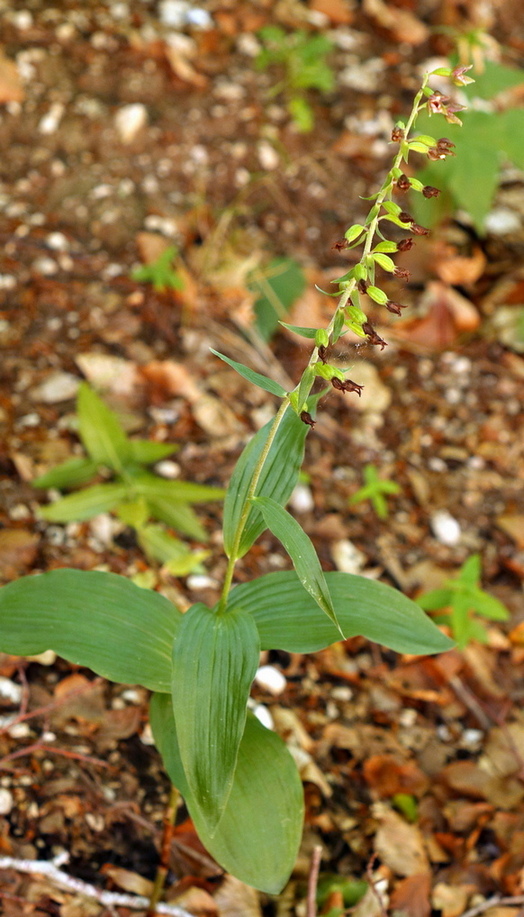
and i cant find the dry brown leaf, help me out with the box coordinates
[481,722,524,779]
[434,246,486,286]
[100,864,153,897]
[431,882,469,917]
[363,754,429,798]
[213,875,262,917]
[393,282,480,348]
[373,804,430,876]
[136,231,172,264]
[363,0,429,44]
[0,53,25,103]
[497,515,524,549]
[164,43,208,89]
[389,873,432,917]
[0,529,40,579]
[310,0,354,25]
[96,705,143,749]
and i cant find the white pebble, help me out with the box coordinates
[257,140,279,171]
[0,677,22,704]
[255,665,287,695]
[0,789,13,815]
[38,102,65,135]
[484,207,521,236]
[289,484,314,513]
[45,232,69,251]
[430,510,461,546]
[155,460,180,479]
[31,371,79,403]
[186,574,217,590]
[252,703,274,730]
[114,103,148,144]
[331,539,366,574]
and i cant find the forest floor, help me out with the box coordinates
[1,1,524,915]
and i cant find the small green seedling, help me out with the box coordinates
[416,554,510,648]
[413,58,524,232]
[33,383,224,553]
[131,245,185,292]
[349,464,401,520]
[248,257,306,341]
[255,26,335,132]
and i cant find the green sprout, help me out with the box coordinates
[348,464,401,520]
[131,245,185,292]
[416,554,510,648]
[33,383,223,572]
[255,26,335,132]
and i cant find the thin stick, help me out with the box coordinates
[146,785,180,917]
[306,845,323,917]
[459,895,524,917]
[366,855,388,917]
[0,854,193,916]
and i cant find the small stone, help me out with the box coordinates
[31,372,79,403]
[290,484,314,513]
[430,510,461,546]
[0,677,22,704]
[0,789,13,815]
[257,140,279,171]
[155,460,180,479]
[484,207,521,236]
[252,704,274,730]
[255,665,287,695]
[114,103,148,144]
[331,539,367,574]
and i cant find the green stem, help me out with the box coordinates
[217,397,291,612]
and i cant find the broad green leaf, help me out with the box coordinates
[223,406,308,560]
[228,571,454,655]
[77,383,132,472]
[146,497,208,541]
[248,257,306,341]
[210,349,286,398]
[279,322,319,339]
[0,570,179,691]
[137,524,209,574]
[467,589,509,621]
[131,471,225,504]
[171,604,259,833]
[33,456,98,490]
[38,481,129,522]
[416,588,454,611]
[252,496,343,636]
[458,554,481,585]
[149,694,303,894]
[129,440,178,464]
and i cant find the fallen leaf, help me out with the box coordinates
[363,0,429,44]
[363,754,429,798]
[309,0,355,25]
[431,882,469,917]
[434,245,486,286]
[213,875,262,917]
[373,803,430,876]
[0,53,25,103]
[389,873,432,917]
[100,864,153,897]
[497,515,524,549]
[0,529,40,579]
[393,282,480,349]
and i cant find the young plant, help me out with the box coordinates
[0,70,467,899]
[412,58,524,232]
[255,26,335,132]
[415,554,510,649]
[34,382,224,550]
[349,463,401,520]
[248,256,306,341]
[131,244,185,292]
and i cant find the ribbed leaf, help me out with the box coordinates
[0,570,179,691]
[77,382,132,472]
[132,471,225,503]
[228,570,454,655]
[253,496,343,636]
[129,440,178,464]
[149,694,303,894]
[146,497,208,541]
[210,349,287,397]
[171,604,260,833]
[223,406,308,559]
[38,481,129,522]
[33,456,98,489]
